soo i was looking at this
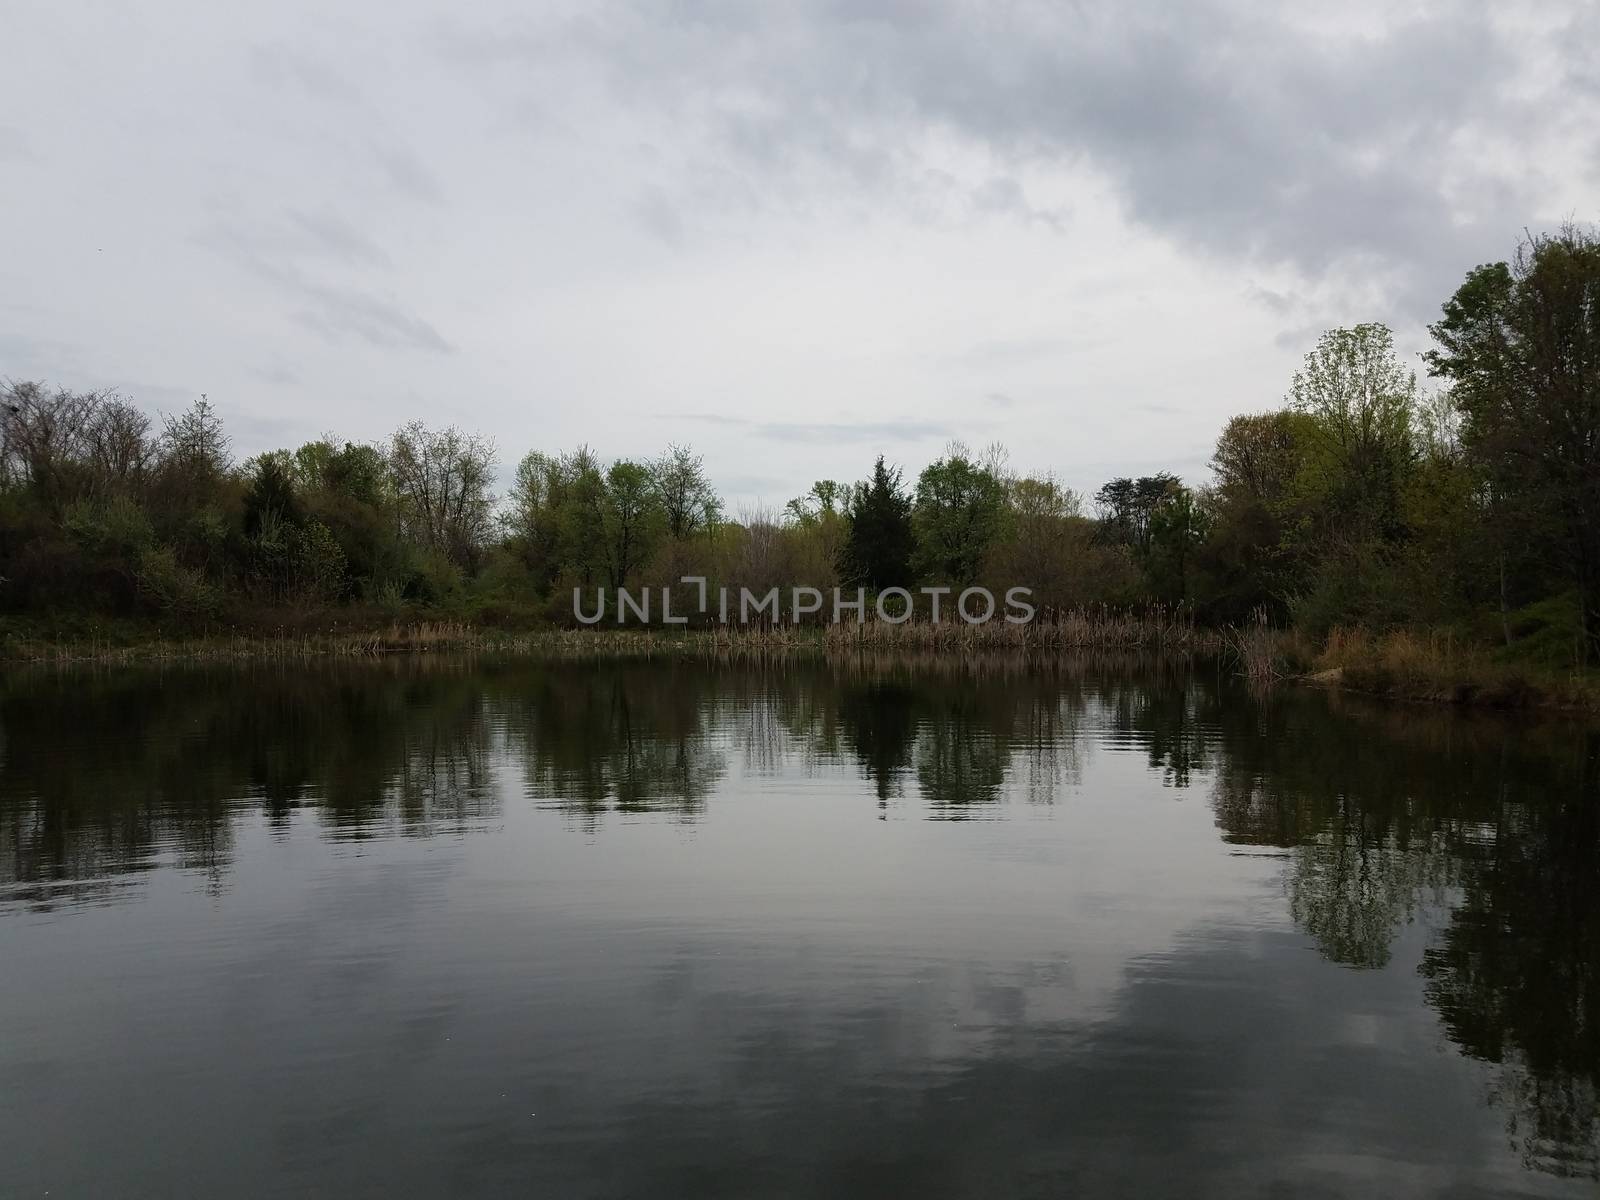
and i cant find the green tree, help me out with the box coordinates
[602,459,665,589]
[785,480,849,583]
[1426,226,1600,662]
[1094,473,1183,557]
[1288,323,1418,542]
[983,474,1089,609]
[1194,411,1316,621]
[1211,411,1312,508]
[845,456,914,590]
[242,452,300,539]
[652,444,721,541]
[1144,483,1206,602]
[912,448,1007,585]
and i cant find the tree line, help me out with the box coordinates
[2,225,1597,665]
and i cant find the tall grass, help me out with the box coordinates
[1309,625,1598,712]
[822,605,1221,655]
[1222,608,1284,687]
[0,622,686,665]
[1,607,1223,665]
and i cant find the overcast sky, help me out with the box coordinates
[3,0,1595,507]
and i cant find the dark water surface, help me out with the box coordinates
[1,657,1597,1198]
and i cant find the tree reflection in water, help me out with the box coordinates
[0,656,1594,1175]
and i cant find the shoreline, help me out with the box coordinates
[4,620,1594,718]
[1291,664,1599,717]
[0,610,1224,665]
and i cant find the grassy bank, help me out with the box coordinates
[0,619,721,665]
[6,613,1595,718]
[1281,627,1600,714]
[820,606,1220,654]
[0,607,1219,665]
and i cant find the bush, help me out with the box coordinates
[291,521,347,603]
[62,496,154,558]
[135,544,220,619]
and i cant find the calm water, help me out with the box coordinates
[1,658,1596,1198]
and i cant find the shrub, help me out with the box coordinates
[135,544,220,619]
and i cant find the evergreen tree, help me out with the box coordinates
[845,456,914,590]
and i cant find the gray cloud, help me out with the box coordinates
[968,176,1068,230]
[373,145,446,206]
[288,284,453,354]
[199,218,452,354]
[438,1,1594,322]
[3,0,1595,506]
[285,209,393,270]
[632,189,686,244]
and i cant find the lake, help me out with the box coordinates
[1,656,1596,1198]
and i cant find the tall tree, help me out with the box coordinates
[845,456,914,590]
[388,422,496,571]
[1288,323,1419,542]
[652,444,721,541]
[1427,226,1600,661]
[1196,412,1317,620]
[785,480,849,582]
[602,459,665,589]
[242,452,300,539]
[1095,473,1183,556]
[912,448,1008,585]
[158,397,231,483]
[984,474,1088,609]
[1211,411,1312,508]
[0,385,157,506]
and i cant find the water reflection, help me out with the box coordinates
[1422,762,1600,1180]
[0,656,1596,1191]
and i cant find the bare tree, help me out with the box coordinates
[84,395,152,495]
[388,421,497,569]
[157,397,231,480]
[729,503,789,603]
[1,380,102,501]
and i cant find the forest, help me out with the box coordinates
[2,226,1597,679]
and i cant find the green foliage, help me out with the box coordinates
[980,475,1130,609]
[291,520,348,603]
[63,495,153,559]
[652,444,721,541]
[243,452,301,538]
[1427,225,1600,662]
[1496,594,1587,673]
[1287,323,1419,545]
[845,457,914,590]
[505,447,608,590]
[1192,411,1317,621]
[135,544,219,619]
[785,481,849,583]
[602,459,665,589]
[912,449,1007,585]
[1094,473,1201,603]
